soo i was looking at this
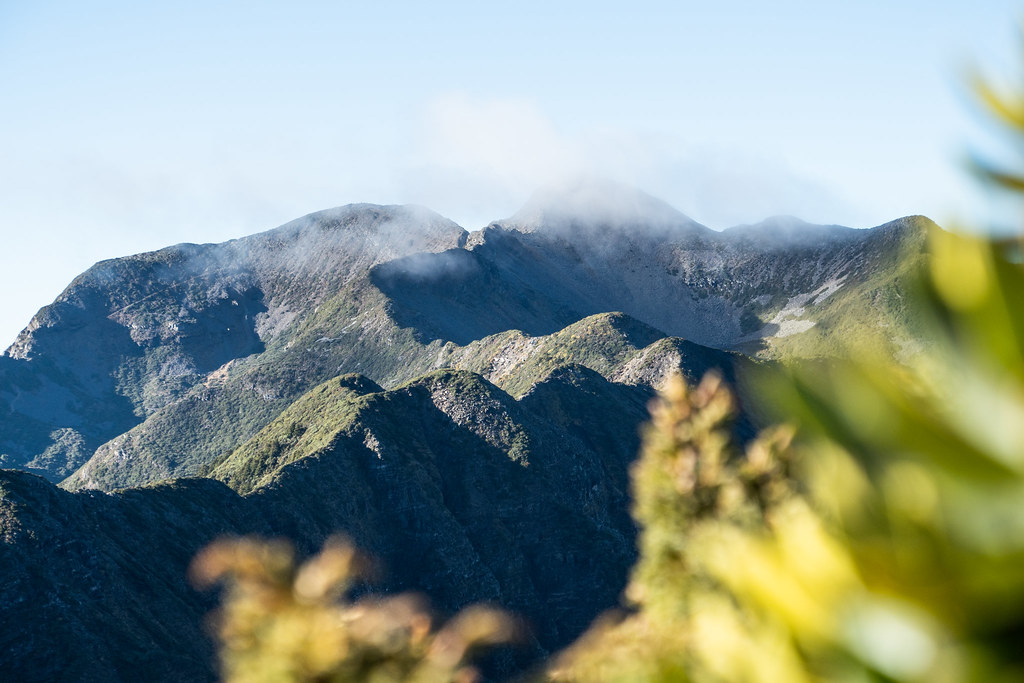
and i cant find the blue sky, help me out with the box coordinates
[1,1,1021,347]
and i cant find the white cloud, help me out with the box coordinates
[0,90,899,348]
[394,92,867,229]
[395,94,585,227]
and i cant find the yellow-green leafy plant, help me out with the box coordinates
[551,292,1024,682]
[765,65,1024,682]
[548,373,863,682]
[190,536,515,683]
[760,224,1024,682]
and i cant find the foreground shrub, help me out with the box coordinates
[191,537,514,683]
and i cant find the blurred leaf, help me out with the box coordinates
[191,536,515,683]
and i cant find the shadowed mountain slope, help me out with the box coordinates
[0,470,264,682]
[1,368,669,681]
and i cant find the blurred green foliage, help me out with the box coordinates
[549,67,1024,683]
[549,373,817,682]
[191,537,515,683]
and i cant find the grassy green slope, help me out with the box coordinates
[66,307,753,492]
[208,374,383,494]
[210,318,755,501]
[750,216,932,360]
[62,283,445,490]
[450,312,667,397]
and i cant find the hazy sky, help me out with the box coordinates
[1,1,1022,347]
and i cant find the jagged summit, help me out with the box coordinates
[503,178,710,237]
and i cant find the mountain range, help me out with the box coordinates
[0,182,933,680]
